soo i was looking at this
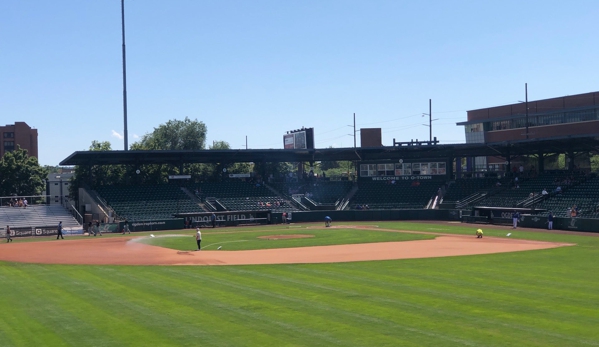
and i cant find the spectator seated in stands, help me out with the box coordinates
[496,181,502,187]
[542,188,548,196]
[555,186,562,194]
[356,204,363,210]
[529,192,534,198]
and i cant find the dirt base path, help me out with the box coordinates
[0,229,572,266]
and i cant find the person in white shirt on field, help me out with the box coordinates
[195,228,202,251]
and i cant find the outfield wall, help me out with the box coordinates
[278,209,461,224]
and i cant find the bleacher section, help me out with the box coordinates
[465,173,561,208]
[270,180,353,205]
[443,178,498,202]
[0,205,80,229]
[96,184,202,221]
[534,175,599,218]
[189,181,300,212]
[191,181,271,199]
[350,180,441,209]
[218,197,295,212]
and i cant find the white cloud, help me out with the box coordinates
[133,134,139,139]
[111,130,124,140]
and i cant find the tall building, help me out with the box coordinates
[0,122,38,159]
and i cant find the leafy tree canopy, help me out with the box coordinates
[132,117,207,150]
[70,141,126,199]
[0,146,48,196]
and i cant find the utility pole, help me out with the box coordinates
[121,0,129,150]
[245,135,248,150]
[525,83,529,140]
[429,99,432,142]
[353,113,356,148]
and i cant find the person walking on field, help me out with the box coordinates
[122,220,130,234]
[547,211,554,230]
[211,213,216,228]
[56,221,64,240]
[6,225,12,243]
[96,221,103,236]
[195,227,202,251]
[512,211,520,229]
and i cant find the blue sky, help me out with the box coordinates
[2,0,598,166]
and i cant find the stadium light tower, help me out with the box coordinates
[121,0,129,151]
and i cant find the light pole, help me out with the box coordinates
[525,83,529,139]
[121,0,129,150]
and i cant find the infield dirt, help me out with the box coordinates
[0,227,572,266]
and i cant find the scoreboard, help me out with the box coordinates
[283,128,314,149]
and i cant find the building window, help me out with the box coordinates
[360,164,377,177]
[3,141,14,151]
[3,132,14,138]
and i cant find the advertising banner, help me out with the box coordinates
[284,134,295,149]
[7,226,84,238]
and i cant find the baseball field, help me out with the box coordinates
[0,221,598,346]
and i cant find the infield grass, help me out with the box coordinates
[0,221,598,347]
[136,226,434,251]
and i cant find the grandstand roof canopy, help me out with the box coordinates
[60,136,599,166]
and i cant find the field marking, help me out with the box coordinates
[201,240,249,250]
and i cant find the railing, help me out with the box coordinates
[88,189,117,220]
[63,198,84,224]
[1,195,50,207]
[456,192,487,209]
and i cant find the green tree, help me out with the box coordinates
[128,117,209,182]
[0,146,48,196]
[198,141,253,181]
[591,154,599,173]
[133,117,207,150]
[70,141,127,199]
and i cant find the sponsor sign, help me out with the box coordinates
[229,173,251,178]
[113,219,184,232]
[176,211,271,227]
[284,134,295,149]
[168,175,191,180]
[7,226,83,237]
[371,175,434,181]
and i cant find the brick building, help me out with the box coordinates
[457,91,599,172]
[0,122,38,159]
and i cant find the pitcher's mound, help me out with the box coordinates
[258,234,314,240]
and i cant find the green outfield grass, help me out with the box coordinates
[136,226,434,251]
[1,221,598,346]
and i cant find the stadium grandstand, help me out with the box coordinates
[3,91,598,237]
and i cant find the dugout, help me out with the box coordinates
[464,206,547,225]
